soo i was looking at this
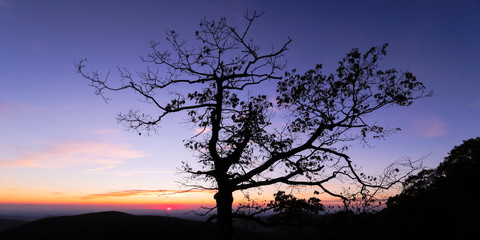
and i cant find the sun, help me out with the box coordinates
[166,207,172,211]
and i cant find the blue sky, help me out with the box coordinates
[0,0,479,209]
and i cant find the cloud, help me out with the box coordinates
[81,190,157,199]
[81,189,215,199]
[0,0,10,6]
[0,141,149,170]
[92,170,176,176]
[469,98,480,108]
[0,102,44,116]
[193,126,211,134]
[0,102,10,115]
[91,128,121,135]
[413,117,447,138]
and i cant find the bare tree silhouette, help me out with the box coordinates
[76,12,429,239]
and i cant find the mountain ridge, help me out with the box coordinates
[0,211,288,240]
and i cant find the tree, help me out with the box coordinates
[76,12,429,239]
[384,137,480,238]
[387,137,480,209]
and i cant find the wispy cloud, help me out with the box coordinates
[193,126,211,134]
[0,102,10,115]
[81,190,157,199]
[91,128,121,135]
[469,98,480,108]
[92,170,176,176]
[0,141,149,170]
[0,0,10,6]
[413,116,447,138]
[81,189,215,199]
[0,102,44,115]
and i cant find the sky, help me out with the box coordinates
[1,0,479,215]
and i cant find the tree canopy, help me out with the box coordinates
[383,137,480,238]
[387,137,480,210]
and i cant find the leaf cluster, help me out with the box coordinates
[277,43,429,140]
[267,190,324,215]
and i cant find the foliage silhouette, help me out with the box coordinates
[380,137,480,238]
[76,12,429,239]
[266,191,323,225]
[282,138,480,240]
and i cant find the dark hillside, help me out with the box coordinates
[0,219,26,233]
[0,211,291,240]
[0,211,213,240]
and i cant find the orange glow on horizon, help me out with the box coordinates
[0,185,350,211]
[0,189,217,209]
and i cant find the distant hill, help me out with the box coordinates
[0,211,291,240]
[0,219,27,233]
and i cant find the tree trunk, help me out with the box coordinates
[214,189,234,240]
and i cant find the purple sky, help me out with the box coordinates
[1,0,479,209]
